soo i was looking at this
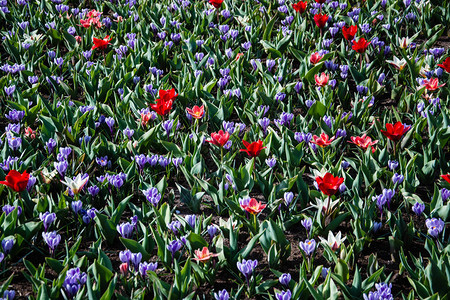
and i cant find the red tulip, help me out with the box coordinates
[315,0,326,3]
[311,133,334,147]
[240,140,266,157]
[437,57,450,73]
[342,25,357,41]
[314,72,329,87]
[241,198,266,214]
[150,88,178,116]
[421,78,445,91]
[0,170,30,193]
[349,134,378,153]
[209,0,223,9]
[92,35,111,50]
[352,38,371,53]
[206,130,230,147]
[380,121,410,141]
[441,174,450,184]
[314,14,328,28]
[316,172,344,196]
[292,0,307,13]
[186,105,205,119]
[310,52,323,65]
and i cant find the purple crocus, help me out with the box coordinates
[279,273,291,286]
[42,231,61,254]
[105,117,115,134]
[162,120,174,139]
[1,238,14,254]
[167,239,183,260]
[299,239,316,256]
[425,218,445,237]
[143,187,162,206]
[284,192,294,207]
[39,212,56,231]
[265,158,277,168]
[2,205,22,216]
[117,222,134,239]
[392,173,404,184]
[123,128,134,140]
[4,85,15,96]
[139,261,158,278]
[237,259,258,284]
[214,289,230,300]
[275,290,292,300]
[185,215,196,229]
[63,268,87,299]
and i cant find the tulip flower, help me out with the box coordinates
[441,174,450,184]
[314,72,329,87]
[209,0,223,9]
[319,231,346,251]
[342,25,357,41]
[352,38,371,53]
[292,1,307,13]
[386,56,407,71]
[314,13,328,28]
[240,198,266,215]
[92,35,112,50]
[61,174,89,195]
[0,170,30,193]
[310,52,323,65]
[421,78,445,91]
[193,247,219,263]
[186,105,205,119]
[310,133,334,147]
[349,134,378,153]
[150,88,178,116]
[206,130,230,147]
[380,121,410,141]
[240,140,266,157]
[315,172,344,196]
[437,57,450,73]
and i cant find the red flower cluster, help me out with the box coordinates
[80,9,102,28]
[292,0,307,13]
[311,133,334,147]
[150,88,178,116]
[316,173,344,196]
[206,130,230,147]
[0,170,30,193]
[352,38,370,53]
[92,35,112,50]
[209,0,223,9]
[310,52,323,65]
[342,25,357,41]
[437,57,450,73]
[349,134,378,153]
[380,121,410,141]
[240,140,265,157]
[314,14,328,28]
[241,198,266,215]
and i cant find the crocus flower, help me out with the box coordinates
[209,0,223,9]
[437,57,450,73]
[319,231,346,251]
[425,218,445,237]
[352,38,371,53]
[61,174,89,195]
[63,267,87,299]
[342,25,357,41]
[349,134,378,152]
[92,35,112,50]
[214,289,230,300]
[237,259,258,280]
[240,198,266,215]
[39,212,56,231]
[314,13,328,28]
[186,105,205,119]
[1,238,14,254]
[206,130,230,147]
[310,133,334,147]
[314,72,329,86]
[42,231,61,251]
[139,262,158,277]
[0,170,30,192]
[441,174,450,184]
[276,290,292,300]
[301,218,312,232]
[412,202,425,216]
[421,78,445,91]
[380,121,410,141]
[299,239,316,256]
[240,140,266,157]
[117,222,134,239]
[315,172,344,196]
[279,273,291,286]
[292,0,307,13]
[193,247,219,263]
[310,52,323,65]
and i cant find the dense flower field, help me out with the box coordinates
[0,0,450,298]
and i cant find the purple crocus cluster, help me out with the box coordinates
[63,268,87,299]
[425,218,445,238]
[363,282,394,300]
[143,187,162,206]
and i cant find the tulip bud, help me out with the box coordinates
[75,36,82,43]
[120,262,128,276]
